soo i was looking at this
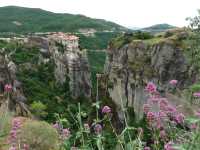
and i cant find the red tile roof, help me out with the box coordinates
[51,32,79,41]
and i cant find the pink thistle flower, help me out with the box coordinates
[159,99,169,111]
[9,146,16,150]
[8,118,21,144]
[190,123,197,129]
[147,112,155,122]
[164,141,174,150]
[193,92,200,98]
[62,128,70,139]
[53,123,59,129]
[166,105,177,114]
[94,124,102,134]
[169,80,178,85]
[102,106,111,114]
[4,84,12,93]
[145,82,157,94]
[175,113,185,124]
[144,147,151,150]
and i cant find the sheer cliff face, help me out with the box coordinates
[0,54,29,116]
[0,34,92,117]
[28,35,92,99]
[105,30,197,120]
[46,35,92,99]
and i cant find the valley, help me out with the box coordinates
[0,5,200,150]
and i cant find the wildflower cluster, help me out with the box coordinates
[4,84,12,93]
[169,80,178,86]
[94,123,102,134]
[52,105,113,149]
[143,81,189,149]
[53,122,71,140]
[102,105,111,114]
[8,118,29,150]
[193,92,200,98]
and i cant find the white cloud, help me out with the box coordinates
[0,0,199,27]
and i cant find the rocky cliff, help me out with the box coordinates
[104,29,198,120]
[0,50,30,116]
[28,34,92,99]
[0,33,92,117]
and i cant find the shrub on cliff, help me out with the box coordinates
[0,111,12,137]
[30,101,48,119]
[0,110,12,150]
[19,120,59,150]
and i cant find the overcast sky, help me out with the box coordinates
[0,0,199,28]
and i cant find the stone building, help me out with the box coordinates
[49,32,79,51]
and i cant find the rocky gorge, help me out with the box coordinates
[0,29,198,121]
[1,4,200,150]
[1,28,200,150]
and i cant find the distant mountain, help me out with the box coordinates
[0,6,128,33]
[128,27,141,30]
[140,24,176,33]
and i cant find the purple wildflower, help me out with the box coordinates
[62,128,70,139]
[145,82,157,94]
[4,84,12,93]
[175,113,185,124]
[193,92,200,98]
[164,141,174,150]
[169,80,178,85]
[94,124,102,134]
[144,147,151,150]
[102,106,111,114]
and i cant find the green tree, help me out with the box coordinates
[30,101,48,119]
[186,10,200,72]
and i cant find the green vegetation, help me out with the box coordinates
[110,31,154,49]
[11,46,40,64]
[87,50,106,92]
[30,101,48,119]
[0,41,75,122]
[0,111,12,150]
[110,29,191,49]
[0,6,127,50]
[17,60,71,122]
[79,32,120,50]
[0,6,127,33]
[1,9,200,150]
